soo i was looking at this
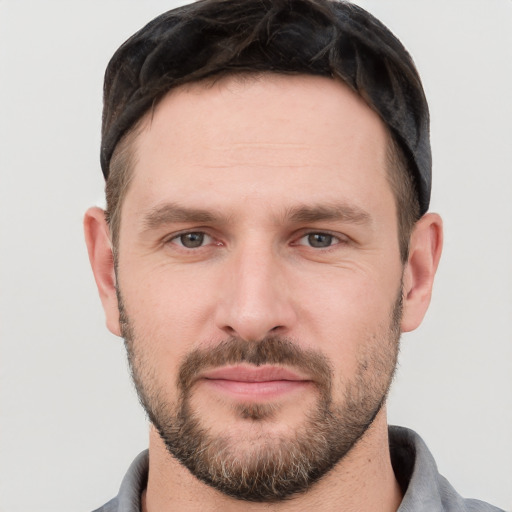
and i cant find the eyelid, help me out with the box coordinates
[163,229,217,248]
[175,232,212,247]
[293,230,349,248]
[161,228,349,249]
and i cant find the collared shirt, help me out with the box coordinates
[93,426,505,512]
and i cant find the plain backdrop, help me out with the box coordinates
[0,1,511,511]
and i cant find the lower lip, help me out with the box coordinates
[202,378,311,400]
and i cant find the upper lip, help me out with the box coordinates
[200,365,311,383]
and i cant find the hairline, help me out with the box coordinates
[106,72,420,261]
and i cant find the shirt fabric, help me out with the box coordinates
[93,426,505,512]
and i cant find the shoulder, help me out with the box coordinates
[92,497,119,512]
[90,450,149,512]
[390,426,505,512]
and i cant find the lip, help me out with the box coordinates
[198,365,312,400]
[201,365,309,382]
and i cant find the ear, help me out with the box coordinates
[401,213,443,332]
[84,207,121,337]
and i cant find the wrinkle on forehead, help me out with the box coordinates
[127,73,392,226]
[136,73,385,149]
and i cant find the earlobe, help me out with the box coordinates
[83,207,122,337]
[401,213,443,332]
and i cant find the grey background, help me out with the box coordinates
[0,1,511,511]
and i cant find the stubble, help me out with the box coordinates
[119,290,402,502]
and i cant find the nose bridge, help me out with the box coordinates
[215,237,295,341]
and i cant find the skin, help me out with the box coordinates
[85,74,443,511]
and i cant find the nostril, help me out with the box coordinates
[223,326,237,336]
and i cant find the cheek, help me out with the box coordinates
[292,266,401,372]
[119,262,220,352]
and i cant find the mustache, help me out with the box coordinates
[177,336,333,393]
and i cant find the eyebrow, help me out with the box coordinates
[285,203,371,225]
[142,203,224,230]
[141,201,371,231]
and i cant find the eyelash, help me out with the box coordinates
[167,231,217,249]
[165,230,347,251]
[294,232,345,249]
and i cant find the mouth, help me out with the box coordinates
[198,365,313,401]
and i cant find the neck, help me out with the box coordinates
[142,407,402,512]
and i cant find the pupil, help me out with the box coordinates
[308,233,332,248]
[181,233,204,248]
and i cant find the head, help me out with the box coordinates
[85,0,442,503]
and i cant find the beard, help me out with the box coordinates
[119,291,402,502]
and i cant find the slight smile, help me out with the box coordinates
[199,365,314,401]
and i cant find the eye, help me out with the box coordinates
[297,232,341,248]
[170,232,213,249]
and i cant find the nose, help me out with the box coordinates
[214,243,297,342]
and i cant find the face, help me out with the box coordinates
[115,75,405,501]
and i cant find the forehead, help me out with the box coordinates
[125,74,392,217]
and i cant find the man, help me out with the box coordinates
[84,0,504,510]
